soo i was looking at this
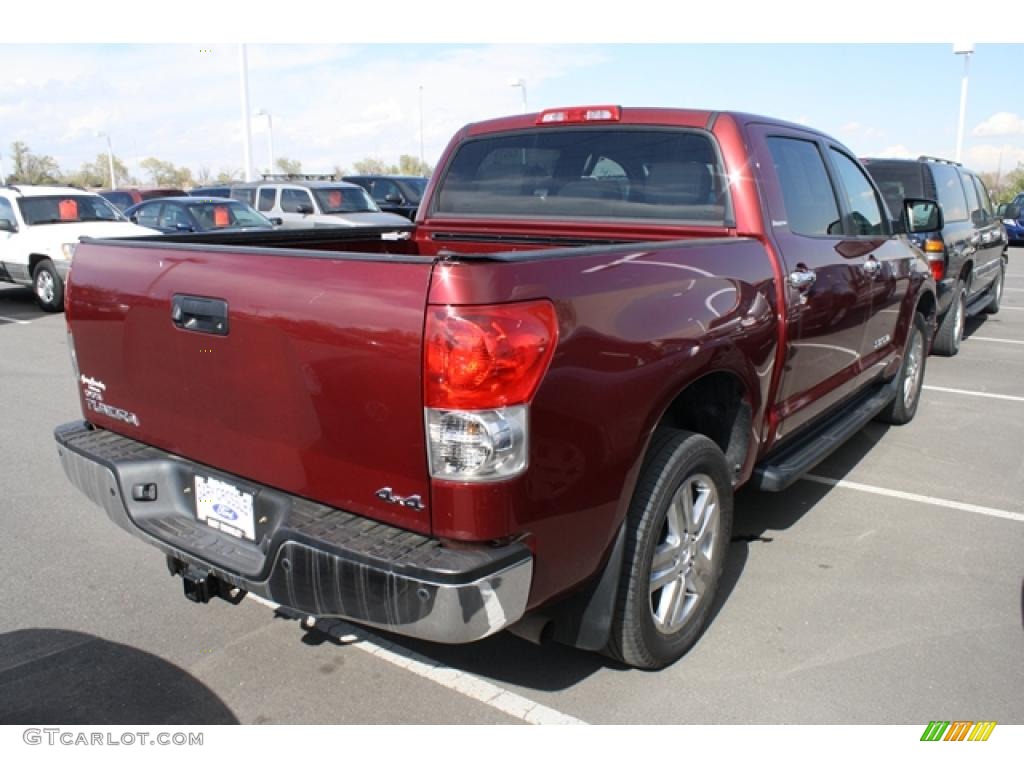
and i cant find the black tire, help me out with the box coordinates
[877,313,928,426]
[606,429,733,669]
[982,261,1005,315]
[32,259,64,313]
[931,283,965,356]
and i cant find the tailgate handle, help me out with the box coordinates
[171,295,229,336]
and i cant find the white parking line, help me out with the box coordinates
[803,474,1024,524]
[0,315,30,325]
[246,594,586,725]
[997,306,1024,311]
[970,336,1024,345]
[923,385,1024,402]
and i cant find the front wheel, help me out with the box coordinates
[877,312,928,426]
[32,259,64,312]
[606,429,733,669]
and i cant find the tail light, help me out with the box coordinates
[923,236,946,282]
[424,300,558,482]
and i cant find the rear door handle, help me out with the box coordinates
[172,294,229,336]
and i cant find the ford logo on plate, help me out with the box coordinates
[211,503,239,521]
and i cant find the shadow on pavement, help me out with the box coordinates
[0,285,50,322]
[0,628,238,724]
[281,422,893,691]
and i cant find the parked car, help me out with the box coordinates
[99,187,186,212]
[188,186,233,199]
[230,175,410,228]
[57,106,939,669]
[0,184,158,311]
[342,175,428,220]
[998,196,1023,244]
[862,156,1008,355]
[124,197,279,233]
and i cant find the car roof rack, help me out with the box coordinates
[917,155,962,167]
[2,183,85,194]
[259,173,339,181]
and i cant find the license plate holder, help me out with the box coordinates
[194,474,257,542]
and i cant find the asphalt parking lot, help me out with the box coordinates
[0,249,1021,726]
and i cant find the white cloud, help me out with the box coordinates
[874,145,914,159]
[964,144,1024,173]
[0,43,606,179]
[840,121,884,139]
[972,112,1024,137]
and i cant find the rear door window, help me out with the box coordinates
[765,136,841,236]
[257,187,277,212]
[435,127,730,225]
[828,149,886,235]
[930,164,968,222]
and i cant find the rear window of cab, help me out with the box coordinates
[434,127,731,226]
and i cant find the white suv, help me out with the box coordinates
[0,185,158,311]
[230,177,411,229]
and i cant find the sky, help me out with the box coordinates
[1,5,1022,184]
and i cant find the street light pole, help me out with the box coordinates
[96,131,115,189]
[954,43,974,163]
[508,77,528,113]
[419,85,425,171]
[256,109,274,175]
[0,152,6,185]
[239,44,254,181]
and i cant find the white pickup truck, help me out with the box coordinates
[0,185,158,311]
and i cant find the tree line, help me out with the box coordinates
[2,141,434,189]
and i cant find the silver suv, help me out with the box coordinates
[230,175,410,229]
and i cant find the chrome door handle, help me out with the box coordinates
[863,258,881,276]
[788,270,816,290]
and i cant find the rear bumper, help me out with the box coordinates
[55,421,533,644]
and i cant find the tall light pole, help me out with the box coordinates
[256,109,274,175]
[954,43,974,163]
[0,151,6,185]
[418,85,425,171]
[95,130,116,189]
[508,77,528,113]
[238,44,254,181]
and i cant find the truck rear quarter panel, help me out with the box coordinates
[429,239,778,607]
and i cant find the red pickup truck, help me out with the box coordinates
[56,106,940,668]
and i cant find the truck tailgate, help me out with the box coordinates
[67,241,435,534]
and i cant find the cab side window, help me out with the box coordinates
[0,198,16,226]
[765,136,842,237]
[135,203,161,228]
[281,188,313,213]
[829,149,886,236]
[370,179,401,202]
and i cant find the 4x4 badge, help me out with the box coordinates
[375,487,426,511]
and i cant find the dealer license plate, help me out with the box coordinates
[195,475,256,541]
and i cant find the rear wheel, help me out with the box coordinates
[32,259,64,313]
[877,313,928,426]
[931,283,964,356]
[983,261,1005,315]
[606,429,733,669]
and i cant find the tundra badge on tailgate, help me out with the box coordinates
[80,374,140,427]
